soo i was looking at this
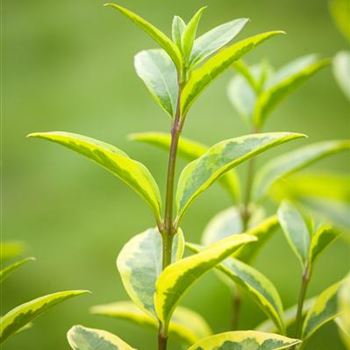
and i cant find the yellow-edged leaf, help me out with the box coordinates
[0,257,35,283]
[27,132,162,221]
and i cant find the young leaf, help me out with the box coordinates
[309,225,339,265]
[0,257,35,283]
[176,132,305,222]
[27,132,162,221]
[187,243,285,333]
[277,201,310,268]
[333,51,350,100]
[105,3,182,72]
[117,227,184,317]
[67,325,136,350]
[253,140,350,201]
[91,301,212,344]
[172,16,186,48]
[302,279,343,340]
[253,56,330,127]
[0,241,25,261]
[337,277,350,349]
[181,7,206,64]
[0,290,89,343]
[134,49,178,117]
[181,31,284,115]
[129,132,241,202]
[256,298,315,333]
[187,330,300,350]
[190,19,249,68]
[154,234,256,328]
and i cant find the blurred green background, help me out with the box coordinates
[3,0,350,349]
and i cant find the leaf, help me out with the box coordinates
[329,0,350,42]
[232,215,279,263]
[134,49,178,117]
[27,132,162,221]
[117,227,184,317]
[256,298,315,333]
[181,31,284,115]
[337,277,350,349]
[105,3,182,72]
[0,290,89,343]
[172,16,186,48]
[309,225,339,265]
[154,233,256,328]
[91,301,211,344]
[253,140,350,201]
[176,132,305,222]
[187,331,300,350]
[187,243,285,333]
[181,7,206,64]
[0,241,25,261]
[190,19,249,68]
[277,201,310,268]
[67,325,136,350]
[253,55,330,127]
[0,257,35,283]
[333,51,350,100]
[302,279,343,340]
[129,132,241,201]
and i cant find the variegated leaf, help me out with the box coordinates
[117,227,184,317]
[67,325,136,350]
[0,290,90,343]
[176,132,305,221]
[155,234,256,328]
[27,132,162,221]
[187,331,300,350]
[333,51,350,100]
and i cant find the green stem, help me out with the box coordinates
[231,288,242,330]
[295,265,311,343]
[158,82,184,350]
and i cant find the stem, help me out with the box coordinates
[158,82,184,350]
[231,288,242,330]
[295,265,311,340]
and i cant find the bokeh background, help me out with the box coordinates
[3,0,350,349]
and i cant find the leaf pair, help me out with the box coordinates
[67,325,300,350]
[278,201,339,270]
[228,55,330,128]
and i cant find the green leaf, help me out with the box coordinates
[172,16,186,48]
[253,140,350,201]
[105,3,182,72]
[278,201,310,268]
[134,49,178,117]
[176,132,305,222]
[0,257,35,283]
[181,31,284,115]
[256,298,315,333]
[309,225,339,265]
[67,325,136,350]
[91,301,211,344]
[187,243,285,333]
[181,7,206,64]
[329,0,350,42]
[117,227,184,317]
[27,132,162,221]
[302,279,343,340]
[155,233,256,328]
[0,241,25,261]
[187,331,300,350]
[333,51,350,100]
[253,55,330,127]
[0,290,89,343]
[190,19,249,68]
[129,132,241,202]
